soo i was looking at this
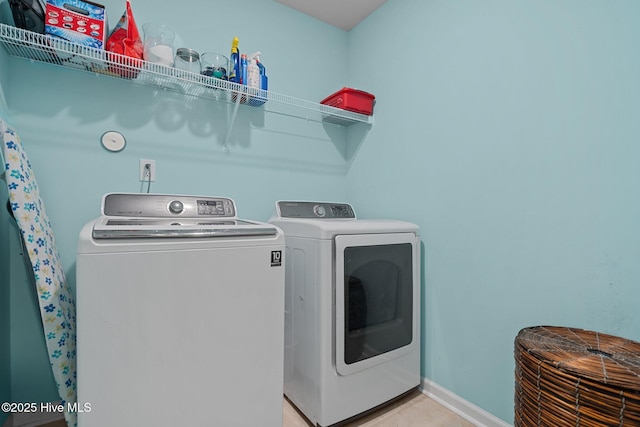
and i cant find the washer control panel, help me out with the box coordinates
[276,201,356,219]
[102,193,236,218]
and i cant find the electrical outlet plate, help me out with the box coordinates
[139,159,156,181]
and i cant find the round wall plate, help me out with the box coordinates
[101,131,126,152]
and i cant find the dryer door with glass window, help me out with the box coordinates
[335,232,418,376]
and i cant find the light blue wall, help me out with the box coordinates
[4,0,352,277]
[348,0,640,423]
[1,1,59,403]
[4,0,640,425]
[1,0,352,413]
[1,4,12,421]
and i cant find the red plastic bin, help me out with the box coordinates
[320,87,375,116]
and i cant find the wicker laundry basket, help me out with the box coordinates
[515,326,640,427]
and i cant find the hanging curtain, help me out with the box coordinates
[1,119,77,427]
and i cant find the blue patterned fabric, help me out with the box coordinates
[1,120,77,427]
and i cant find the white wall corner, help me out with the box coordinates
[420,378,513,427]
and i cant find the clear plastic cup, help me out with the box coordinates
[142,23,175,67]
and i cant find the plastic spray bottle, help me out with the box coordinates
[229,37,240,83]
[247,52,267,105]
[246,52,261,91]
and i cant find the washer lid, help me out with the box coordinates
[92,193,278,239]
[92,217,278,239]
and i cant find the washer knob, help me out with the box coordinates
[169,200,184,214]
[313,204,326,217]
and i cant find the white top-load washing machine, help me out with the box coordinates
[76,193,285,427]
[269,201,420,426]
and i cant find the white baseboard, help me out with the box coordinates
[420,378,513,427]
[1,401,65,427]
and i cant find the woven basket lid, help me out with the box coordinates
[516,326,640,392]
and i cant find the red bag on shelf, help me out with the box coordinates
[105,0,143,79]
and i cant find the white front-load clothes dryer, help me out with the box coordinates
[269,201,420,426]
[76,193,285,427]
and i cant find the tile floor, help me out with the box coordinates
[31,390,475,427]
[284,390,475,427]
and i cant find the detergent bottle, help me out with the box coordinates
[240,53,247,85]
[229,36,240,83]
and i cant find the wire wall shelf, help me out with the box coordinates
[0,24,372,126]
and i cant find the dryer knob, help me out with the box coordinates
[313,204,326,217]
[169,200,184,214]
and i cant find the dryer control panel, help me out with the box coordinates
[276,201,356,219]
[102,193,236,217]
